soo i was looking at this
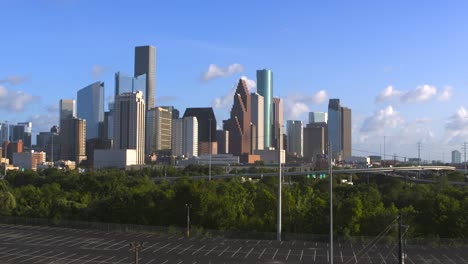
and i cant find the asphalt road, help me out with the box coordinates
[0,223,466,263]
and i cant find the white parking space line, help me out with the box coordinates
[218,246,230,257]
[33,251,66,263]
[48,252,78,263]
[5,250,41,262]
[18,251,55,263]
[160,260,169,264]
[231,247,242,258]
[244,247,254,258]
[442,254,457,264]
[204,246,217,256]
[97,256,115,264]
[166,244,182,253]
[258,248,266,259]
[145,259,156,264]
[0,247,19,255]
[300,250,303,262]
[91,239,116,249]
[64,254,90,264]
[80,255,103,264]
[314,249,317,262]
[178,244,194,255]
[175,261,183,264]
[114,256,129,263]
[272,248,279,260]
[153,243,172,253]
[191,245,205,255]
[116,242,131,250]
[0,249,35,260]
[286,249,291,260]
[142,242,160,252]
[379,253,387,264]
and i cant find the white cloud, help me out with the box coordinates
[360,106,404,133]
[0,85,38,112]
[212,87,236,110]
[91,65,106,79]
[437,86,453,102]
[375,86,402,103]
[283,90,328,120]
[444,106,468,144]
[46,104,59,113]
[202,63,244,81]
[240,76,256,91]
[401,84,437,103]
[28,113,59,134]
[0,75,30,86]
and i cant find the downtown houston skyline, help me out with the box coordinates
[1,1,468,162]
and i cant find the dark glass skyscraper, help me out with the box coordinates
[134,45,156,110]
[328,99,352,159]
[256,69,273,148]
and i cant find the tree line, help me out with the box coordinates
[0,165,466,239]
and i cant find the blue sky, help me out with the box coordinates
[1,0,468,161]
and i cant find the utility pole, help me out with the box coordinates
[129,241,143,264]
[277,126,282,241]
[383,136,386,167]
[398,212,404,264]
[417,142,421,178]
[329,142,333,264]
[185,203,192,238]
[209,118,212,181]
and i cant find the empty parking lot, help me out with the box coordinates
[0,223,466,263]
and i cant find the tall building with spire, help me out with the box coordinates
[223,79,251,156]
[256,69,273,148]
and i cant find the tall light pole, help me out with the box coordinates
[383,135,386,167]
[329,142,333,264]
[209,118,212,181]
[185,203,192,238]
[277,125,282,241]
[129,241,143,264]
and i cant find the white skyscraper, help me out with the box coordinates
[183,116,198,157]
[113,91,146,164]
[251,93,264,151]
[287,120,303,157]
[309,112,328,124]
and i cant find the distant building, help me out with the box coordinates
[60,117,86,164]
[134,45,156,110]
[223,79,251,156]
[183,116,198,157]
[77,82,104,139]
[13,151,46,171]
[256,69,273,148]
[178,154,239,166]
[452,150,461,164]
[36,128,60,161]
[254,149,286,164]
[94,149,138,169]
[115,71,146,96]
[171,118,184,156]
[303,123,326,163]
[4,140,23,164]
[113,91,146,165]
[287,120,303,157]
[272,97,284,150]
[183,107,216,154]
[309,112,328,124]
[146,107,172,154]
[0,122,8,144]
[250,93,264,151]
[328,99,352,159]
[9,122,32,148]
[216,130,229,154]
[60,99,76,121]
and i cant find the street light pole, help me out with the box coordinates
[277,125,282,241]
[129,241,143,264]
[329,142,333,264]
[185,203,192,238]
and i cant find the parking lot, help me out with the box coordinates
[0,223,466,263]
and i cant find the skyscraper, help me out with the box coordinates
[223,79,251,156]
[183,116,198,157]
[272,97,284,150]
[134,45,156,110]
[77,82,104,139]
[328,99,352,159]
[171,118,184,157]
[115,71,146,96]
[10,122,32,148]
[60,117,86,163]
[250,93,264,151]
[287,120,303,157]
[113,91,146,165]
[216,130,229,154]
[146,107,172,154]
[256,69,273,148]
[60,99,76,121]
[183,107,217,153]
[309,112,328,124]
[304,124,326,163]
[0,123,8,144]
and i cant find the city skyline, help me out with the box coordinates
[1,1,468,161]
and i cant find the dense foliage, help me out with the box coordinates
[0,166,466,239]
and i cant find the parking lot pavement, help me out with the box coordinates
[0,223,466,263]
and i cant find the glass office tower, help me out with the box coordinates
[256,69,273,148]
[115,71,146,96]
[77,82,104,139]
